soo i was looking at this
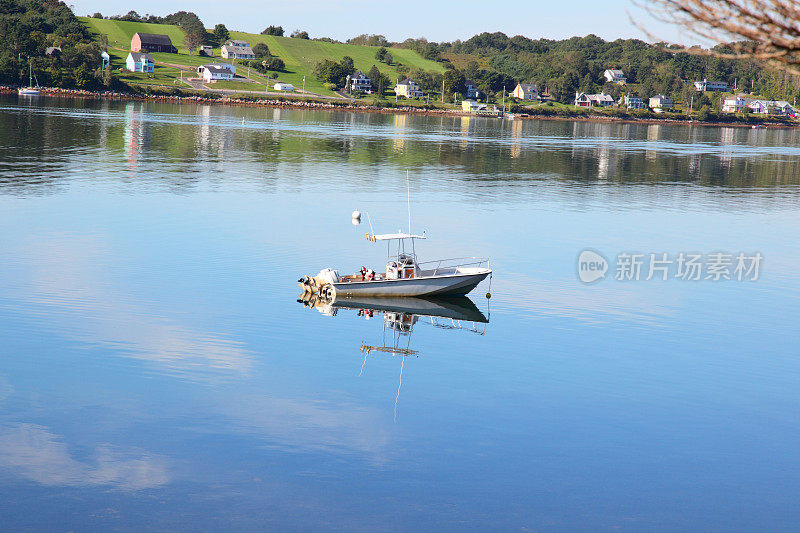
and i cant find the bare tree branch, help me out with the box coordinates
[634,0,800,76]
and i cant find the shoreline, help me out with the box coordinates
[2,86,796,129]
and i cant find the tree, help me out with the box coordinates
[183,32,202,52]
[375,47,387,62]
[212,24,229,44]
[384,52,393,65]
[291,30,309,39]
[92,12,102,18]
[253,43,270,58]
[367,65,390,96]
[443,68,466,96]
[262,25,284,36]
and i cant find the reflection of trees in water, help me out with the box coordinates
[3,99,800,199]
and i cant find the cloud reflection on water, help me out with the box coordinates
[0,424,169,490]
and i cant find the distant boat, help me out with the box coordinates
[18,61,40,96]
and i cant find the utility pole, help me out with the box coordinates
[502,86,506,113]
[302,76,305,93]
[689,94,693,115]
[441,78,445,103]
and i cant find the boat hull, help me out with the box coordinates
[332,270,490,297]
[18,89,40,96]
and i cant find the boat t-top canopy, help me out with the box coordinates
[367,232,426,242]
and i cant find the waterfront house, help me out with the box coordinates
[462,100,487,112]
[773,101,795,115]
[395,78,423,98]
[575,92,614,107]
[221,42,255,60]
[511,83,539,100]
[748,100,771,114]
[273,82,295,91]
[623,94,645,109]
[100,50,110,69]
[603,69,627,84]
[349,72,372,93]
[197,64,235,82]
[722,95,747,113]
[694,79,729,92]
[131,33,177,54]
[649,94,674,110]
[464,79,480,99]
[126,52,154,73]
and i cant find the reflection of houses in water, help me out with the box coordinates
[392,114,407,152]
[198,104,212,150]
[123,102,148,172]
[298,294,489,420]
[719,127,737,165]
[510,119,522,158]
[645,124,661,161]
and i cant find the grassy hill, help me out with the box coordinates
[81,17,445,97]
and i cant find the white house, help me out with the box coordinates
[348,72,372,93]
[603,69,627,84]
[221,41,255,60]
[273,82,295,91]
[575,92,614,107]
[748,100,771,114]
[623,94,645,109]
[462,100,487,112]
[197,64,234,82]
[722,95,747,113]
[464,79,480,99]
[694,79,729,92]
[649,94,674,110]
[773,101,795,115]
[511,83,539,100]
[125,52,154,73]
[100,50,110,69]
[394,78,423,98]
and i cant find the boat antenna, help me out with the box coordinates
[366,211,375,235]
[406,169,411,235]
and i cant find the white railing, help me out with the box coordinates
[416,257,490,276]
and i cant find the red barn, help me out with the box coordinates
[131,33,177,54]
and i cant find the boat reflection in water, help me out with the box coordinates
[298,294,489,420]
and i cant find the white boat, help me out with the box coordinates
[18,61,40,96]
[299,231,492,298]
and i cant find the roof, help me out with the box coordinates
[351,71,369,79]
[591,93,614,102]
[203,64,234,74]
[397,78,417,85]
[45,46,61,55]
[128,52,154,62]
[134,33,173,46]
[225,40,250,47]
[517,83,537,92]
[369,232,426,241]
[606,69,624,75]
[222,44,254,55]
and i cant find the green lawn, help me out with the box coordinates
[82,17,191,53]
[81,18,446,99]
[228,31,445,96]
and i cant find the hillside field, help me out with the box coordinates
[81,18,445,97]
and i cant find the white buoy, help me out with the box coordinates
[351,210,361,220]
[351,217,361,226]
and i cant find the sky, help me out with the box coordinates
[70,0,698,45]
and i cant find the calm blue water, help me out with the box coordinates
[0,96,799,531]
